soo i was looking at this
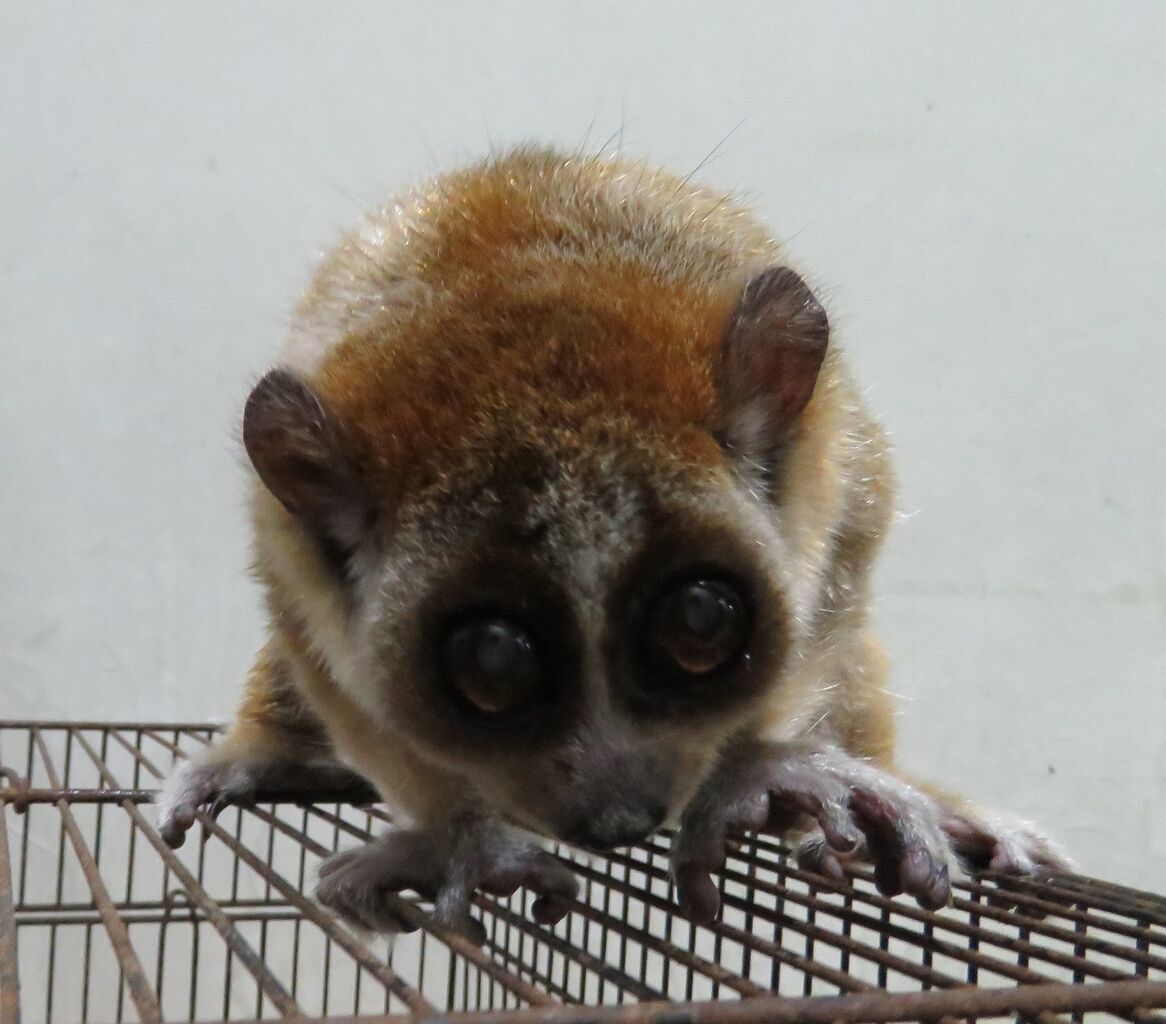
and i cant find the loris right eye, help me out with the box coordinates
[644,578,750,681]
[441,618,543,715]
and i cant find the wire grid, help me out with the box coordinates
[0,722,1163,1024]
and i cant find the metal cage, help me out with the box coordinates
[0,721,1163,1023]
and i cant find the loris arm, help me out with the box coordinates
[155,642,372,845]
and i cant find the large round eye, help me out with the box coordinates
[441,618,542,714]
[645,579,749,678]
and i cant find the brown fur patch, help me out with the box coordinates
[316,263,735,514]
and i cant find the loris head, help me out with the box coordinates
[244,257,831,850]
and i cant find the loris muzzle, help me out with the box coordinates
[156,145,1070,941]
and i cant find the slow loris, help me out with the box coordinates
[157,145,1068,940]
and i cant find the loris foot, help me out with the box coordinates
[155,753,373,848]
[316,820,579,944]
[940,807,1073,877]
[671,743,953,922]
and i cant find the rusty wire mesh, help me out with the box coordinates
[0,722,1163,1024]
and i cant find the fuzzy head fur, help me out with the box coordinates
[244,146,894,848]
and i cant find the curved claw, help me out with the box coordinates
[519,852,580,926]
[941,811,1073,877]
[155,760,241,849]
[939,809,1073,915]
[795,831,850,883]
[847,786,952,910]
[673,862,724,924]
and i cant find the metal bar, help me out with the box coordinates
[106,728,167,780]
[153,741,1166,964]
[673,832,1166,968]
[6,720,1164,1024]
[571,853,876,997]
[70,730,304,1018]
[711,851,1144,987]
[321,805,815,1005]
[592,845,937,993]
[945,890,1166,972]
[140,728,209,761]
[210,809,440,1015]
[0,792,21,1024]
[241,804,553,1010]
[746,829,1166,944]
[788,857,1166,978]
[197,979,1166,1024]
[14,909,303,927]
[316,806,769,1002]
[478,897,664,1003]
[1004,874,1166,927]
[0,721,222,733]
[149,726,557,1010]
[516,880,766,1000]
[15,896,298,914]
[30,729,162,1024]
[2,788,159,807]
[102,726,439,1016]
[0,783,382,810]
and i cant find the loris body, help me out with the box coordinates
[158,146,1067,937]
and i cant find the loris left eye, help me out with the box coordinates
[645,578,750,679]
[441,618,543,715]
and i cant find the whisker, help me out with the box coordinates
[678,116,749,189]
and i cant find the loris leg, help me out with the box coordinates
[278,646,581,944]
[315,816,579,944]
[155,643,367,847]
[829,651,1072,881]
[921,782,1073,878]
[670,739,1073,923]
[671,740,955,922]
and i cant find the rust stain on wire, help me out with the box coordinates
[1,722,1164,1024]
[69,729,304,1018]
[239,805,556,1010]
[0,777,21,1024]
[105,725,439,1016]
[29,728,163,1023]
[198,979,1166,1024]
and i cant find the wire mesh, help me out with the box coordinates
[0,721,1163,1024]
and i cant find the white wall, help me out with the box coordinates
[1,3,1162,892]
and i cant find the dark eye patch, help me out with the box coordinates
[403,557,585,755]
[605,517,790,720]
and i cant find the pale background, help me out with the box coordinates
[1,2,1163,895]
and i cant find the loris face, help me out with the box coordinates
[242,265,828,850]
[358,438,796,849]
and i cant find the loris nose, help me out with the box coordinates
[562,803,667,851]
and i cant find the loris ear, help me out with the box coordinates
[243,369,373,554]
[716,266,829,457]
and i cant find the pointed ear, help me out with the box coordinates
[242,369,372,551]
[716,266,829,455]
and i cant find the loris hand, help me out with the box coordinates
[670,742,953,922]
[316,818,579,944]
[155,752,372,848]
